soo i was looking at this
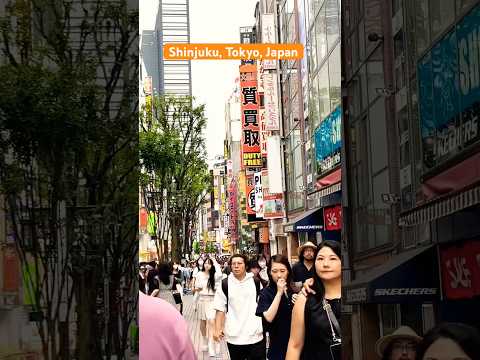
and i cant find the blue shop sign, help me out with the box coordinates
[418,5,480,169]
[314,106,342,176]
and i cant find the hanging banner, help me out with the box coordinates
[262,170,284,219]
[264,72,280,131]
[324,205,342,231]
[254,171,264,218]
[266,135,283,193]
[240,64,262,168]
[261,14,277,69]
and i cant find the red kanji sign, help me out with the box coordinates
[324,205,342,231]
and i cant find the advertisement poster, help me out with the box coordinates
[262,169,284,219]
[254,171,264,218]
[315,106,342,176]
[418,4,480,169]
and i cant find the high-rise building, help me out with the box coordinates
[140,0,192,99]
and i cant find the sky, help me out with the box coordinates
[140,0,259,161]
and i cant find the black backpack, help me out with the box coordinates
[221,276,261,312]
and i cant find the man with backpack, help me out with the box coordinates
[213,253,265,360]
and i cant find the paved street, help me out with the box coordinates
[183,294,230,360]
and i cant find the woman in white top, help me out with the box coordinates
[193,256,223,357]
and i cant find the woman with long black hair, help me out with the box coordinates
[193,256,222,357]
[286,240,342,360]
[150,262,183,313]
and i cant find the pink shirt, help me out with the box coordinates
[139,292,196,360]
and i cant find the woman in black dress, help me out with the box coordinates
[286,240,342,360]
[255,254,299,360]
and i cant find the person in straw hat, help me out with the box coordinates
[375,326,422,360]
[292,241,317,284]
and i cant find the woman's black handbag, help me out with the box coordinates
[323,298,341,360]
[171,279,183,305]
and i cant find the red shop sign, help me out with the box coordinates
[324,205,342,231]
[440,240,480,300]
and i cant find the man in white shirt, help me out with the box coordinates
[213,254,265,360]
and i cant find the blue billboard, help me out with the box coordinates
[314,106,342,175]
[418,4,480,169]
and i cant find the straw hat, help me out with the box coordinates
[298,241,317,255]
[375,326,422,357]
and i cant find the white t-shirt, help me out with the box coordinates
[195,271,222,296]
[213,272,263,345]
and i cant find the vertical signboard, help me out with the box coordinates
[264,73,280,131]
[261,14,277,69]
[262,170,284,219]
[418,5,480,169]
[240,64,262,168]
[246,173,256,216]
[315,106,342,176]
[254,171,264,218]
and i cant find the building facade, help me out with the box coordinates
[342,1,480,359]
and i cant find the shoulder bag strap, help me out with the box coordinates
[322,298,342,341]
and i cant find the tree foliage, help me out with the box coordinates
[139,95,211,262]
[0,0,138,358]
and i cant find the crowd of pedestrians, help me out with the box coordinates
[139,241,480,360]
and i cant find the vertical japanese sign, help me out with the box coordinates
[246,173,256,216]
[261,14,277,70]
[254,171,264,218]
[228,179,239,244]
[240,64,262,168]
[257,61,269,159]
[264,73,280,131]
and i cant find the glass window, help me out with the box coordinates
[358,19,366,64]
[373,169,390,209]
[309,74,320,129]
[376,224,389,246]
[294,145,303,177]
[367,59,384,104]
[380,304,399,336]
[359,64,368,111]
[318,63,330,121]
[369,99,388,174]
[315,4,328,65]
[329,44,341,110]
[430,0,455,41]
[415,0,430,56]
[308,35,317,73]
[326,0,340,52]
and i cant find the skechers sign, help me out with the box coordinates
[418,5,480,169]
[314,106,342,176]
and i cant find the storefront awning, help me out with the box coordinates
[399,184,480,227]
[344,245,439,304]
[284,208,323,232]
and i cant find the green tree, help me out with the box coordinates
[139,95,211,262]
[0,0,138,358]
